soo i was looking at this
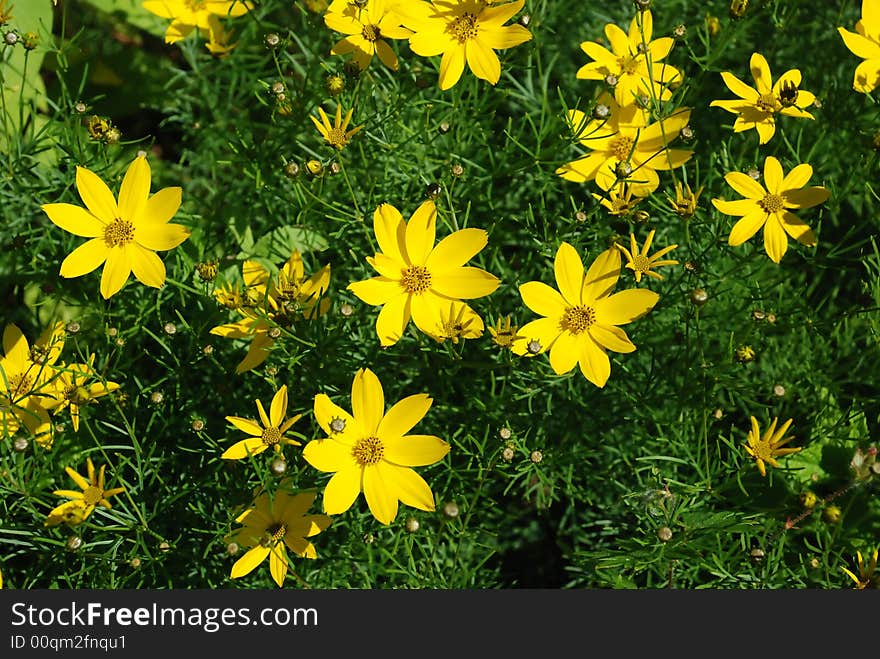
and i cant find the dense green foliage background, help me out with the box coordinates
[1,0,878,589]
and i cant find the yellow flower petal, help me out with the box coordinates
[313,393,360,440]
[363,462,398,525]
[230,545,270,579]
[373,203,408,263]
[75,166,117,224]
[548,330,580,375]
[519,281,567,318]
[383,434,450,467]
[779,211,816,246]
[466,38,501,84]
[322,465,363,515]
[59,238,109,278]
[578,337,611,388]
[375,292,411,346]
[377,394,432,439]
[763,157,784,194]
[593,289,659,325]
[728,208,768,246]
[439,43,466,90]
[749,52,773,94]
[719,71,758,101]
[348,277,403,306]
[352,368,384,435]
[510,317,562,356]
[581,247,621,303]
[763,215,789,263]
[431,266,499,299]
[118,156,150,221]
[136,222,190,251]
[226,415,263,436]
[712,198,756,217]
[129,244,166,289]
[221,437,267,460]
[554,242,585,306]
[99,248,133,299]
[269,544,288,587]
[42,203,105,237]
[385,463,436,511]
[589,324,636,354]
[304,437,357,473]
[425,228,488,272]
[724,172,766,199]
[404,200,437,265]
[270,385,288,428]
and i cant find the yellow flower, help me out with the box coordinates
[577,10,683,106]
[838,0,880,93]
[347,200,500,347]
[142,0,252,50]
[711,156,830,263]
[210,252,331,373]
[204,14,237,56]
[324,0,412,70]
[43,356,121,432]
[841,547,878,589]
[512,243,659,387]
[310,104,363,150]
[228,489,331,587]
[405,0,532,90]
[743,416,801,477]
[45,457,125,526]
[667,180,703,217]
[42,156,190,299]
[303,368,450,525]
[616,230,678,282]
[222,385,303,460]
[709,52,816,144]
[0,322,65,446]
[556,99,692,196]
[488,315,525,349]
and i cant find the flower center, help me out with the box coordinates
[261,426,282,446]
[361,24,381,42]
[448,13,478,43]
[756,93,778,113]
[7,373,33,399]
[752,441,774,462]
[185,0,207,10]
[274,274,301,301]
[400,265,432,294]
[64,385,92,405]
[103,218,135,248]
[264,522,287,545]
[560,306,596,334]
[352,435,384,466]
[759,193,784,213]
[610,136,634,161]
[82,485,103,506]
[617,54,641,75]
[629,254,651,273]
[326,127,350,149]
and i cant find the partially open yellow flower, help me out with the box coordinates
[45,458,125,526]
[616,230,679,282]
[311,104,363,151]
[42,156,190,299]
[303,368,450,525]
[743,416,802,477]
[222,385,303,460]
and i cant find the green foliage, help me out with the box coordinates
[0,0,878,590]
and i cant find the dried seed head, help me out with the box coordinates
[264,32,280,48]
[747,167,761,180]
[283,161,300,178]
[271,81,285,96]
[405,517,420,533]
[673,24,687,39]
[159,541,171,552]
[499,427,512,440]
[74,101,87,114]
[150,391,164,405]
[604,73,618,87]
[340,302,354,317]
[657,526,673,542]
[270,457,287,476]
[191,419,205,432]
[226,542,239,556]
[451,163,464,177]
[530,450,543,464]
[592,103,611,120]
[130,557,142,568]
[575,210,588,223]
[12,436,28,453]
[438,121,451,134]
[163,322,177,335]
[680,125,695,141]
[518,14,531,27]
[66,536,84,552]
[268,327,282,339]
[773,384,786,397]
[501,446,515,462]
[750,547,765,562]
[689,288,709,306]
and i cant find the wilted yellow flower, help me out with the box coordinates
[488,316,525,349]
[43,356,120,432]
[667,180,703,217]
[841,547,878,589]
[593,184,644,217]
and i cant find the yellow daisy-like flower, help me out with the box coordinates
[838,0,880,93]
[434,300,484,343]
[592,184,644,217]
[210,251,331,373]
[577,10,683,105]
[228,490,331,587]
[324,0,412,70]
[743,416,802,477]
[43,356,121,432]
[142,0,252,47]
[556,101,693,196]
[841,547,878,589]
[405,0,532,91]
[347,200,500,347]
[303,368,451,525]
[222,385,303,460]
[310,104,363,151]
[0,322,65,446]
[512,243,659,388]
[616,230,679,282]
[709,52,816,145]
[711,156,830,263]
[42,156,190,299]
[45,457,125,527]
